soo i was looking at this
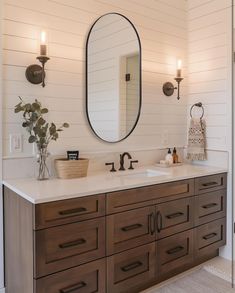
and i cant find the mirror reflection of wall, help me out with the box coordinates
[87,13,141,142]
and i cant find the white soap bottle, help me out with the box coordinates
[165,148,173,164]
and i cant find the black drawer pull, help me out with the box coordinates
[59,207,87,216]
[59,238,86,249]
[121,261,143,272]
[121,223,142,232]
[203,233,217,240]
[148,212,155,235]
[202,181,218,187]
[167,245,184,255]
[166,212,184,219]
[156,211,162,233]
[60,281,87,293]
[202,203,218,209]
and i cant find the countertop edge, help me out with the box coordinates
[3,166,228,204]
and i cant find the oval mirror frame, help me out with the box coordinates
[86,13,142,143]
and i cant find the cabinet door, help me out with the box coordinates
[106,206,155,255]
[156,197,194,239]
[35,259,105,293]
[194,218,226,260]
[156,230,194,278]
[195,190,226,226]
[35,217,105,278]
[107,243,155,293]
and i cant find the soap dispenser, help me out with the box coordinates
[172,147,179,164]
[165,148,173,164]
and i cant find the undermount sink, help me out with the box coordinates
[117,169,168,179]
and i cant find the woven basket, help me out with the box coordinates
[55,158,89,179]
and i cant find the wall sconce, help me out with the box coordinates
[25,31,50,87]
[162,59,184,100]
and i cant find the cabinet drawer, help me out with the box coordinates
[195,173,226,195]
[35,217,105,278]
[107,206,155,255]
[156,197,194,239]
[35,259,105,293]
[107,179,194,214]
[195,190,226,226]
[107,243,155,293]
[194,218,226,259]
[157,230,193,277]
[35,194,105,229]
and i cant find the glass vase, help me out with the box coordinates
[37,146,50,180]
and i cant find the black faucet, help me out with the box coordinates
[119,152,132,171]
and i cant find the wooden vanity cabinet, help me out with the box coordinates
[4,173,227,293]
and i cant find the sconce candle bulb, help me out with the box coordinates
[176,59,182,77]
[40,31,47,56]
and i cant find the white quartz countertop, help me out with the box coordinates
[3,164,227,204]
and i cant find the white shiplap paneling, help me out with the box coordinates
[2,0,188,158]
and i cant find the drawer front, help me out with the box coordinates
[35,259,105,293]
[156,197,194,239]
[157,230,194,277]
[195,173,226,195]
[35,217,105,278]
[195,218,226,259]
[107,206,155,255]
[35,194,105,229]
[195,190,226,226]
[107,243,155,293]
[107,179,194,214]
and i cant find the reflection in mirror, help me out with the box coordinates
[86,13,141,142]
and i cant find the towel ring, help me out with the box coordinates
[190,102,204,119]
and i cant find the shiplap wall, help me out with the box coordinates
[2,0,187,159]
[187,0,232,260]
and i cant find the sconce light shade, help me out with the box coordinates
[25,31,50,87]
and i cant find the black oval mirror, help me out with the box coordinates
[86,13,142,143]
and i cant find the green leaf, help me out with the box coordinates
[38,117,46,125]
[32,102,40,111]
[14,106,22,113]
[41,108,48,114]
[63,122,69,128]
[22,121,30,128]
[28,135,36,143]
[49,123,56,135]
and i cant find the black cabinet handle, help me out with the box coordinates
[148,212,155,235]
[202,203,218,209]
[166,245,184,255]
[59,207,87,216]
[121,223,142,232]
[121,261,143,272]
[202,181,218,187]
[60,281,87,293]
[59,238,86,249]
[166,212,184,219]
[156,211,162,233]
[203,233,217,240]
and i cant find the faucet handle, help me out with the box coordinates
[105,162,116,172]
[128,160,139,170]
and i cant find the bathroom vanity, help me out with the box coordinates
[3,165,227,293]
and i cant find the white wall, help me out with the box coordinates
[187,0,233,260]
[2,0,188,162]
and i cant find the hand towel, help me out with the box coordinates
[186,118,206,161]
